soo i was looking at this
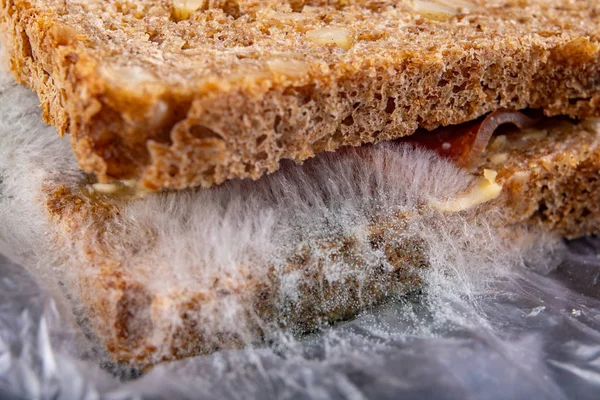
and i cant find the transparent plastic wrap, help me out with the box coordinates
[1,236,599,399]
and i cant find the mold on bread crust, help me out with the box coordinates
[1,0,600,190]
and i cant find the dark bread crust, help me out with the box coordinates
[2,0,600,189]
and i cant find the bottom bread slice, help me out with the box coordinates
[1,77,598,369]
[37,119,599,368]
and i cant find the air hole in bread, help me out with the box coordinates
[342,115,354,126]
[256,134,268,147]
[222,0,241,19]
[19,30,33,58]
[273,115,282,133]
[188,124,223,141]
[385,97,396,114]
[146,30,161,44]
[537,200,549,222]
[569,97,592,106]
[168,164,179,177]
[203,165,216,178]
[453,82,468,94]
[289,0,305,13]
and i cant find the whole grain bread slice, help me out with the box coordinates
[30,118,600,368]
[1,0,600,190]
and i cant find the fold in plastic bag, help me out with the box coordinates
[1,236,599,399]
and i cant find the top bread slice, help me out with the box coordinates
[2,0,600,190]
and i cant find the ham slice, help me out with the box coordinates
[404,110,538,167]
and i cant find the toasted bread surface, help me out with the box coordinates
[2,0,600,189]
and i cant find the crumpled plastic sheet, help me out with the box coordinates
[1,236,599,400]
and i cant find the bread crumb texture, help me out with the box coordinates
[1,0,600,190]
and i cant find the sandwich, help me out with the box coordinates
[0,0,599,369]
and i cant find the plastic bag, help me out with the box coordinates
[1,236,599,399]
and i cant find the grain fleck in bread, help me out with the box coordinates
[1,0,600,189]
